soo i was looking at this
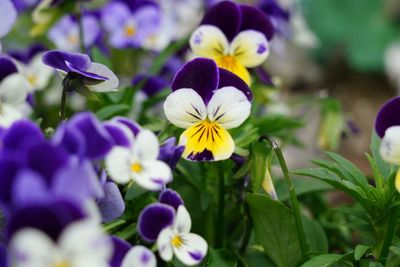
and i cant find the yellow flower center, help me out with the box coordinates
[131,162,143,173]
[215,55,250,85]
[53,261,71,267]
[124,25,136,37]
[67,35,78,45]
[171,235,183,248]
[27,74,37,86]
[216,55,237,69]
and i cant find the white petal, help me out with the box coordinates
[380,126,400,165]
[163,88,207,128]
[9,228,57,267]
[174,205,191,234]
[132,129,159,160]
[157,228,174,262]
[207,86,251,129]
[105,146,133,184]
[59,219,113,264]
[190,25,229,59]
[229,30,269,68]
[0,73,29,104]
[173,233,208,266]
[121,246,156,267]
[0,104,24,128]
[86,63,119,92]
[135,160,172,191]
[27,54,54,90]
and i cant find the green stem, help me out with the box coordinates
[260,135,309,261]
[379,208,399,264]
[216,162,225,248]
[239,201,252,254]
[60,83,68,121]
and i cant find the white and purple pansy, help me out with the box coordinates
[189,0,274,85]
[105,128,172,191]
[42,50,119,92]
[110,237,156,267]
[0,57,31,127]
[101,0,161,49]
[163,57,252,161]
[375,96,400,191]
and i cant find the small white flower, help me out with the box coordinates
[105,129,172,191]
[157,205,208,266]
[122,246,156,267]
[9,219,113,267]
[17,53,54,92]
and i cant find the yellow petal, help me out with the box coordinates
[215,56,251,85]
[179,121,234,161]
[395,168,400,192]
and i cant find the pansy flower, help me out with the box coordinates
[189,0,274,85]
[42,50,119,92]
[101,1,160,49]
[157,205,208,266]
[163,58,252,161]
[375,96,400,191]
[105,129,172,191]
[0,0,17,52]
[48,14,101,52]
[110,237,156,267]
[0,57,30,127]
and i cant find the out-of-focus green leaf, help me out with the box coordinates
[354,245,370,261]
[96,104,130,120]
[300,254,343,267]
[303,216,329,253]
[247,193,302,267]
[245,248,276,267]
[249,142,269,192]
[200,249,237,267]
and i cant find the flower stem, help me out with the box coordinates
[216,162,225,248]
[379,206,399,264]
[60,83,68,121]
[259,135,310,261]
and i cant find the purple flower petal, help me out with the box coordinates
[52,124,86,157]
[159,189,184,210]
[8,44,47,64]
[42,50,91,73]
[111,117,141,136]
[172,58,219,105]
[103,122,132,147]
[201,1,242,41]
[67,112,115,160]
[0,158,20,208]
[239,4,275,40]
[132,74,167,97]
[218,68,252,101]
[158,137,184,169]
[1,120,44,152]
[109,236,131,267]
[6,199,85,242]
[0,0,17,38]
[0,57,17,82]
[138,203,175,242]
[375,97,400,138]
[97,182,125,223]
[12,170,49,206]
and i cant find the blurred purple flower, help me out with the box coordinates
[158,137,184,169]
[0,0,17,51]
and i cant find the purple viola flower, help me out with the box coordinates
[11,0,40,13]
[132,74,168,98]
[138,203,175,242]
[42,50,119,92]
[53,112,115,160]
[0,0,17,51]
[159,189,184,210]
[97,171,125,223]
[110,237,156,267]
[48,14,101,52]
[190,0,274,85]
[158,137,184,169]
[101,1,161,49]
[163,58,252,161]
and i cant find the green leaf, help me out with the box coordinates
[249,142,269,192]
[96,104,130,120]
[276,177,332,201]
[300,254,342,267]
[370,132,395,180]
[125,184,148,201]
[247,193,302,267]
[354,245,370,261]
[201,249,237,267]
[303,217,328,253]
[245,248,276,267]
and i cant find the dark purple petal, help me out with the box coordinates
[132,74,168,97]
[8,44,47,64]
[0,57,17,82]
[12,170,49,206]
[53,160,104,203]
[25,141,70,184]
[239,4,275,40]
[6,199,85,242]
[109,236,131,267]
[103,122,132,147]
[375,97,400,138]
[159,189,184,210]
[218,68,252,101]
[201,1,242,41]
[52,124,86,156]
[111,117,141,136]
[172,58,219,105]
[65,62,108,81]
[187,149,214,161]
[158,137,184,169]
[42,50,91,73]
[255,66,274,86]
[138,203,175,242]
[259,0,290,21]
[0,244,7,267]
[1,120,44,152]
[0,158,20,207]
[67,112,115,160]
[97,182,125,223]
